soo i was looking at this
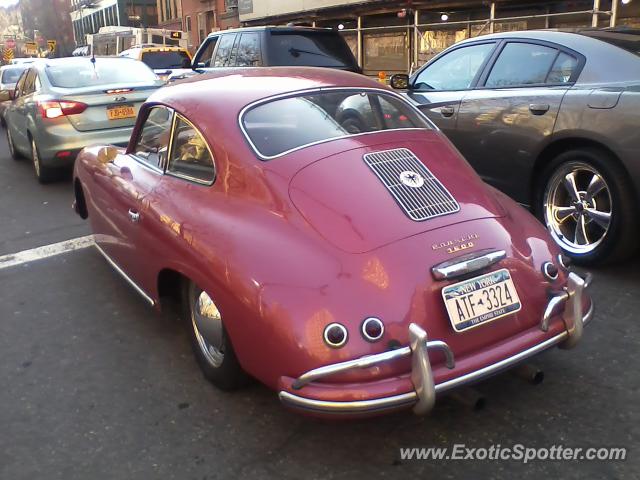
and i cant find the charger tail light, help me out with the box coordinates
[37,100,87,119]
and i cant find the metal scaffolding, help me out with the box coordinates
[339,0,622,72]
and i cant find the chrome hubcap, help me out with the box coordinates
[544,162,612,255]
[191,290,225,368]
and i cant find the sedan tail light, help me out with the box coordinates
[37,100,88,119]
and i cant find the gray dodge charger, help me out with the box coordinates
[392,28,640,265]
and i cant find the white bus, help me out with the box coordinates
[85,26,190,56]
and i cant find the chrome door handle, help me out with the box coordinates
[440,106,455,117]
[529,103,550,115]
[128,209,140,223]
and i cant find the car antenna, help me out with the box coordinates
[90,51,99,78]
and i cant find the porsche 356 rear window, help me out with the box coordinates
[241,90,431,159]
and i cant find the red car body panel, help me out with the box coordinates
[73,67,591,416]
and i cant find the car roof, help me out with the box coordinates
[0,64,27,70]
[449,29,640,83]
[455,29,598,50]
[206,25,338,37]
[149,67,389,116]
[42,56,140,65]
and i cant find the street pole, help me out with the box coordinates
[80,5,85,46]
[592,0,600,27]
[610,0,619,27]
[489,2,496,33]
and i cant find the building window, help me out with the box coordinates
[198,12,207,45]
[185,16,192,34]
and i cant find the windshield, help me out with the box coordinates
[1,66,26,84]
[242,90,431,159]
[141,51,191,69]
[45,58,158,88]
[267,31,358,69]
[580,30,640,56]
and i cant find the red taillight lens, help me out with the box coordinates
[37,100,87,119]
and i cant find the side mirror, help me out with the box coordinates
[0,90,11,102]
[390,74,410,90]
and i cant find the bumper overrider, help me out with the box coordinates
[279,272,593,416]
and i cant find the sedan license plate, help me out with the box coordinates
[107,104,135,120]
[442,269,521,332]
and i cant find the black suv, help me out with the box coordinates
[190,26,360,73]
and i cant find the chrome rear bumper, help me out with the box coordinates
[279,272,592,416]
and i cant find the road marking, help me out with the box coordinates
[0,235,95,270]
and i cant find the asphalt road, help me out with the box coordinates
[0,133,638,479]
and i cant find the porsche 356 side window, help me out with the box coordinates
[242,90,431,159]
[133,106,174,169]
[167,116,215,184]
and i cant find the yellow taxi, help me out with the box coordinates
[119,44,192,81]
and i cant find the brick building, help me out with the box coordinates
[179,0,240,51]
[156,0,182,30]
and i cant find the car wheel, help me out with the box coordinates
[6,128,20,160]
[538,147,638,264]
[31,137,55,184]
[184,281,248,390]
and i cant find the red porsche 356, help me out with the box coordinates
[73,68,593,416]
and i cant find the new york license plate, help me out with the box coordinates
[442,269,521,332]
[107,104,135,120]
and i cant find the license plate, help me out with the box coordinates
[107,104,135,120]
[442,269,521,332]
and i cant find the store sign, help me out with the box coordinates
[238,0,253,14]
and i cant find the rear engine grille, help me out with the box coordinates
[363,148,460,222]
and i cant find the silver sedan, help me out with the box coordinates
[4,56,163,183]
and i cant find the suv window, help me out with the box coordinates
[236,33,261,67]
[267,31,358,69]
[168,115,215,184]
[134,106,174,169]
[213,34,237,67]
[485,42,559,88]
[414,43,495,91]
[227,34,242,66]
[194,36,218,67]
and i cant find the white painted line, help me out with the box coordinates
[0,235,95,270]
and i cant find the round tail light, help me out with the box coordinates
[361,317,384,342]
[323,323,348,348]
